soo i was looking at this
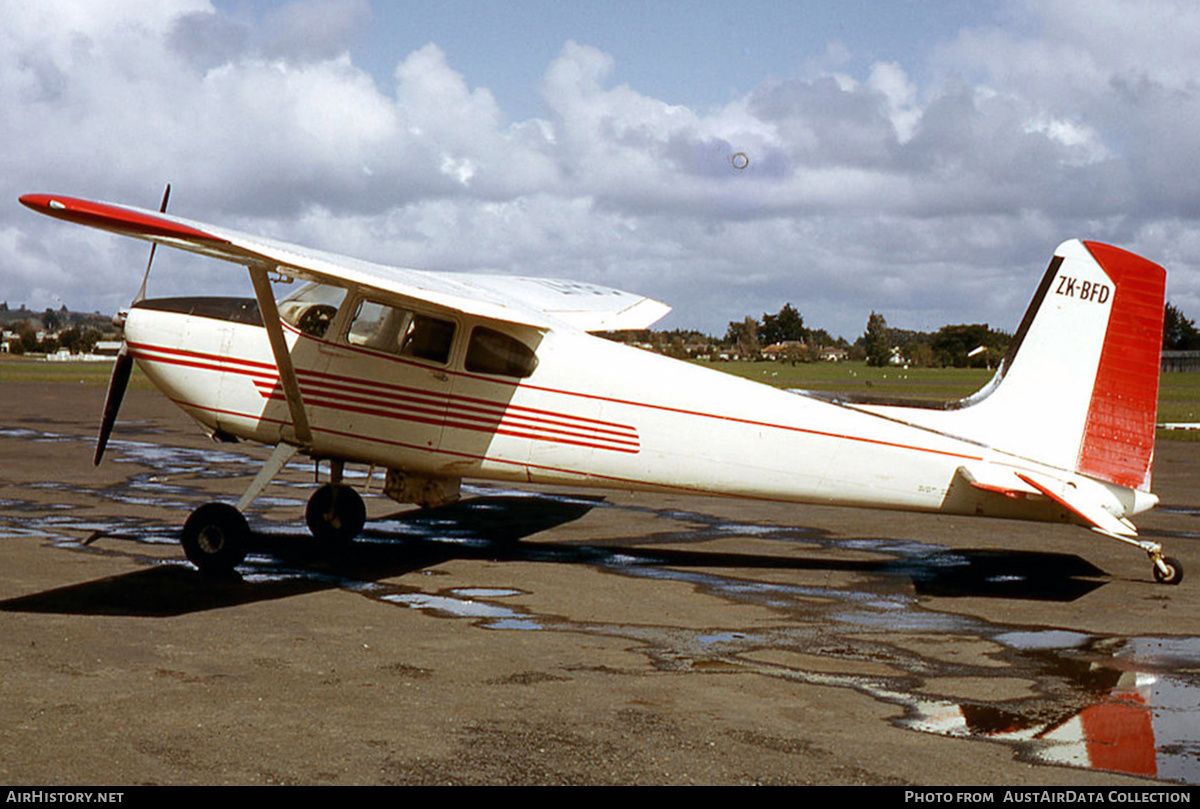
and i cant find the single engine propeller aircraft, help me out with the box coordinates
[20,191,1181,584]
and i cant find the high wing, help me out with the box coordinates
[18,194,670,332]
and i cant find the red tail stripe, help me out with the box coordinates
[1078,242,1165,491]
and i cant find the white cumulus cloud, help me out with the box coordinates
[3,0,1200,338]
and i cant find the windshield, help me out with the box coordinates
[278,282,347,337]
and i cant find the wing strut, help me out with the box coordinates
[248,265,313,447]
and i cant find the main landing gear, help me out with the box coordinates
[306,482,366,545]
[181,449,366,575]
[181,502,249,573]
[304,457,365,546]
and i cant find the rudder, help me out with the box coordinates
[1075,241,1165,491]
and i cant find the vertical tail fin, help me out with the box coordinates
[957,240,1165,489]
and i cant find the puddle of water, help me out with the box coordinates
[996,630,1094,651]
[379,592,528,621]
[907,672,1199,782]
[1120,636,1200,668]
[449,588,523,599]
[3,427,1200,783]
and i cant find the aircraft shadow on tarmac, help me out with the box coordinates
[0,495,1108,617]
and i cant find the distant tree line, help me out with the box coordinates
[719,303,848,363]
[720,303,1014,368]
[1,304,114,355]
[856,312,1012,368]
[609,297,1200,368]
[605,301,1016,368]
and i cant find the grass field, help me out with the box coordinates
[697,359,1200,437]
[692,359,994,400]
[0,355,153,387]
[5,354,1199,437]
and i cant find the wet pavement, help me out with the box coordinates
[1,382,1198,785]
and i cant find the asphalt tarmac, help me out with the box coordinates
[1,380,1198,786]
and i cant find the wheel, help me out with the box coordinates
[181,502,249,574]
[306,483,366,545]
[1154,556,1184,585]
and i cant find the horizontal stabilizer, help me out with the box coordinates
[957,464,1039,498]
[1015,471,1137,536]
[957,463,1142,536]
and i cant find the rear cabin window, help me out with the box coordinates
[347,299,456,364]
[465,327,538,378]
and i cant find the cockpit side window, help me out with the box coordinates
[465,327,538,378]
[278,283,347,338]
[347,298,456,364]
[402,315,456,363]
[347,300,406,351]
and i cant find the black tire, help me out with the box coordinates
[1154,556,1184,585]
[181,502,249,574]
[306,483,366,545]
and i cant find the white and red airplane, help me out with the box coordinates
[20,191,1180,584]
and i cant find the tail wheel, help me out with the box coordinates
[1154,556,1184,585]
[182,502,249,574]
[306,483,366,545]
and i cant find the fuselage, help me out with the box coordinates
[123,291,1134,527]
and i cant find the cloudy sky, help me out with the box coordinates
[4,0,1200,340]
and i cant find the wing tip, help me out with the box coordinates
[19,192,222,243]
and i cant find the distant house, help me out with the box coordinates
[1162,350,1200,372]
[762,341,807,359]
[94,341,123,356]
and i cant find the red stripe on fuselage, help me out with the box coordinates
[132,342,641,453]
[132,340,982,463]
[168,394,844,503]
[274,320,978,460]
[297,366,640,440]
[251,382,641,453]
[292,367,639,439]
